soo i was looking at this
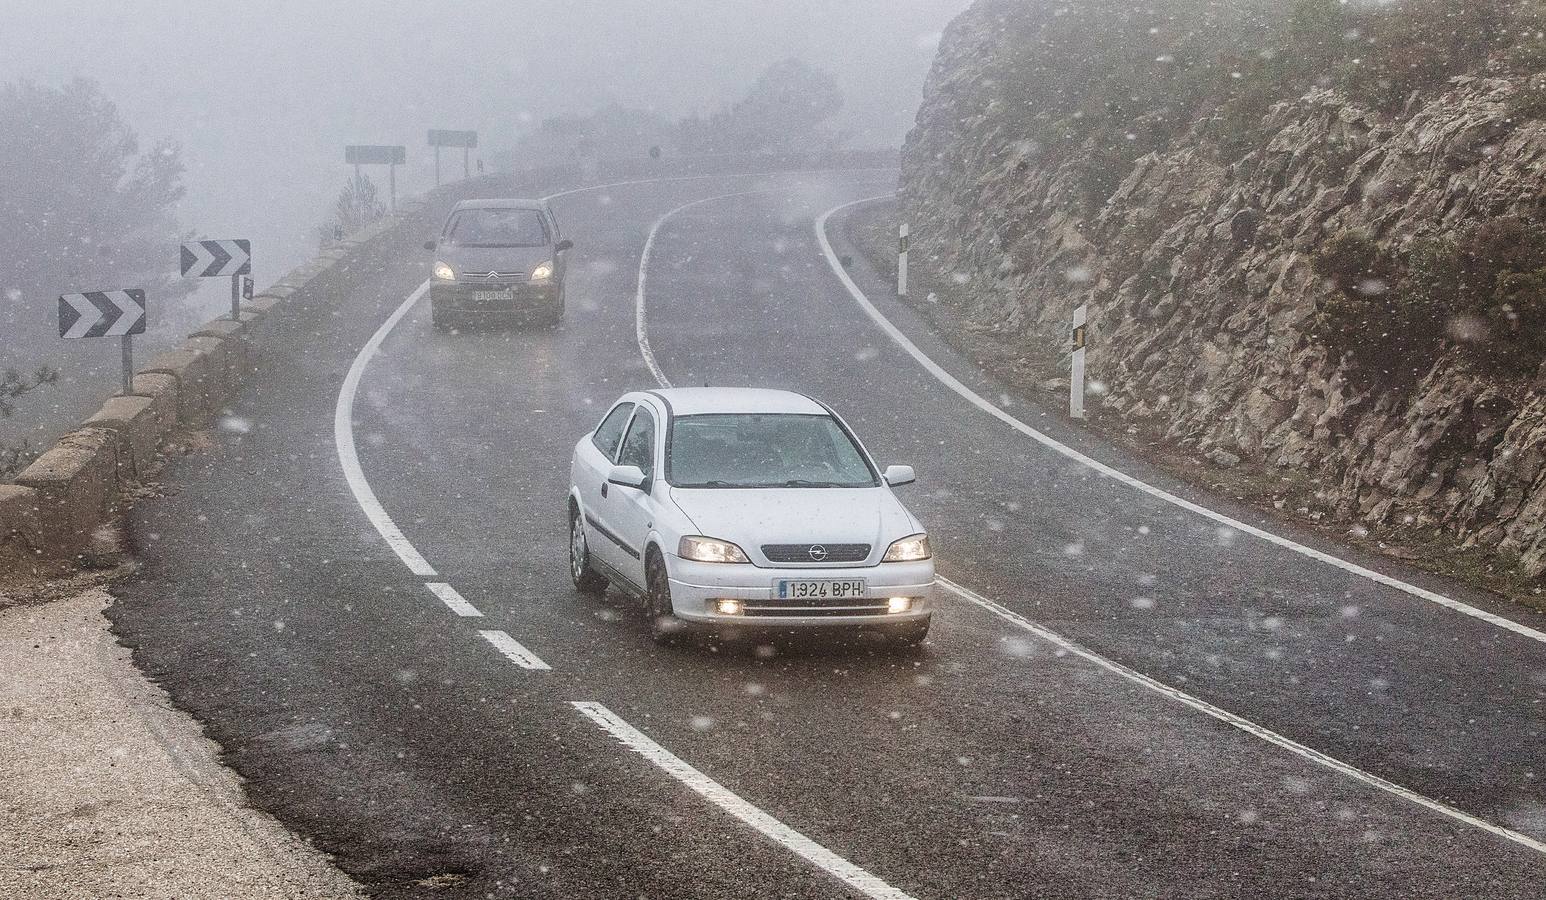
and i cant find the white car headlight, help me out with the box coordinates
[679,535,750,564]
[432,261,455,281]
[530,261,554,282]
[882,533,931,562]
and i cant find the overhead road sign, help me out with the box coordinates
[345,145,406,165]
[346,145,406,211]
[427,130,477,149]
[428,130,478,185]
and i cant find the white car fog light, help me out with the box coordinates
[715,599,744,616]
[887,597,912,613]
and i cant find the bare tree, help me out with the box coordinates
[318,172,386,246]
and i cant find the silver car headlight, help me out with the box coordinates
[679,535,750,564]
[882,533,931,562]
[432,261,455,281]
[530,260,554,282]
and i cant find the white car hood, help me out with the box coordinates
[668,486,916,557]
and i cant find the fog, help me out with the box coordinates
[0,0,968,280]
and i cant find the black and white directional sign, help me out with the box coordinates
[58,290,147,339]
[181,240,252,278]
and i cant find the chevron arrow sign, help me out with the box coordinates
[180,239,251,278]
[58,290,147,339]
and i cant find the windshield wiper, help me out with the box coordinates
[778,479,846,488]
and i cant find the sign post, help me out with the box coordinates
[898,223,909,298]
[181,240,252,320]
[428,131,478,186]
[345,145,407,211]
[58,290,147,395]
[1070,303,1088,420]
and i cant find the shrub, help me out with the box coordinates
[1313,230,1385,290]
[1316,219,1546,377]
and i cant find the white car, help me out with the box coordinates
[567,388,935,646]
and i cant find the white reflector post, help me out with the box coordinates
[897,223,909,298]
[1070,303,1088,420]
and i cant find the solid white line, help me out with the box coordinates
[813,196,1546,646]
[478,630,551,670]
[634,190,774,389]
[333,280,439,577]
[570,701,916,899]
[939,576,1546,857]
[426,583,483,617]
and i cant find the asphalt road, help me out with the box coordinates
[111,170,1546,898]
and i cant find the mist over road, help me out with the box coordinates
[106,168,1546,898]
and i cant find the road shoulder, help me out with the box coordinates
[0,585,362,899]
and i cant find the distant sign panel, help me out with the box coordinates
[345,145,406,165]
[428,130,478,149]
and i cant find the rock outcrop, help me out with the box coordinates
[901,0,1546,579]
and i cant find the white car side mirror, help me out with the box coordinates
[882,465,916,487]
[608,464,648,490]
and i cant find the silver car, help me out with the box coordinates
[424,198,573,329]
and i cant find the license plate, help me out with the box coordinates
[773,579,867,600]
[472,289,515,302]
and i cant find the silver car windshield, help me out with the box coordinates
[445,208,550,248]
[668,413,877,489]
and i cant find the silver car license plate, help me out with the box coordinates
[773,579,867,601]
[472,289,515,302]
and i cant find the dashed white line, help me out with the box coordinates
[813,195,1546,647]
[570,701,917,900]
[478,630,551,671]
[939,576,1546,858]
[426,583,483,617]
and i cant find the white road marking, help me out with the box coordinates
[426,583,482,617]
[634,190,774,389]
[940,576,1546,857]
[334,280,439,577]
[570,701,917,900]
[813,195,1546,647]
[478,630,551,670]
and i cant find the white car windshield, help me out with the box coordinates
[668,413,877,488]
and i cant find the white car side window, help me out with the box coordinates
[617,410,656,479]
[592,403,634,460]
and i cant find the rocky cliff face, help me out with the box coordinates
[901,1,1546,580]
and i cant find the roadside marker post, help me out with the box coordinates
[181,240,252,320]
[345,145,407,211]
[428,130,478,186]
[58,290,147,395]
[1070,303,1088,420]
[898,223,909,298]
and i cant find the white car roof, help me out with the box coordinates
[646,387,827,417]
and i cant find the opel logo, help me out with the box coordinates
[808,545,828,561]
